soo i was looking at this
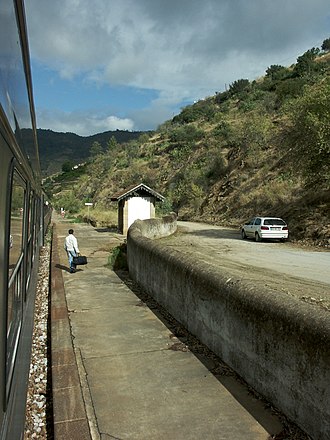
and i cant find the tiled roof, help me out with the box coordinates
[111,183,165,201]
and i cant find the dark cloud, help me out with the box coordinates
[26,0,329,83]
[25,0,330,132]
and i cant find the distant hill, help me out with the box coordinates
[34,129,147,175]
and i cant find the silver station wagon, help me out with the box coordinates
[241,217,289,242]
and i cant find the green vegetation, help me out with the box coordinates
[322,38,330,52]
[37,129,146,175]
[90,141,103,157]
[43,39,330,244]
[283,78,330,187]
[107,244,128,270]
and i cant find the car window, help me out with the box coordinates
[264,219,286,226]
[254,218,261,225]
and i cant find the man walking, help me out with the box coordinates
[64,229,80,273]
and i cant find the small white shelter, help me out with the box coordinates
[111,183,165,235]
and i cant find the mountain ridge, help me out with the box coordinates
[36,128,147,174]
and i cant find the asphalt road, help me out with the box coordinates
[160,221,330,311]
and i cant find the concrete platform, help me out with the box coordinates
[51,218,284,439]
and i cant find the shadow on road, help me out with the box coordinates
[181,227,241,240]
[180,227,288,244]
[94,227,119,233]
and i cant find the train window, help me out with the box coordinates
[27,192,32,238]
[8,172,25,274]
[26,191,33,289]
[7,170,26,396]
[33,197,39,256]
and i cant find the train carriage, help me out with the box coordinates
[0,1,49,438]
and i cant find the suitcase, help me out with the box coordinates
[73,255,88,265]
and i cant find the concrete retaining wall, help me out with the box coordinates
[127,216,330,440]
[128,213,177,239]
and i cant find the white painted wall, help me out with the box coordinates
[127,196,151,229]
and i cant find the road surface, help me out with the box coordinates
[159,221,330,312]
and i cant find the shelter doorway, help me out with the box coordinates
[127,196,151,229]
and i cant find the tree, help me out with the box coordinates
[61,161,73,173]
[90,141,103,157]
[214,90,230,105]
[229,79,250,95]
[106,136,118,152]
[321,38,330,52]
[138,133,150,144]
[294,48,320,77]
[265,65,289,81]
[285,79,330,186]
[55,190,82,213]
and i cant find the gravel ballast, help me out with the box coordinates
[24,232,52,440]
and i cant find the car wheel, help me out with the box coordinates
[241,229,247,239]
[255,232,262,242]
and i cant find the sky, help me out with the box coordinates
[25,0,330,137]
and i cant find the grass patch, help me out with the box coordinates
[107,244,128,270]
[66,215,84,223]
[79,207,118,228]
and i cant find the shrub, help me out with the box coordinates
[215,90,231,105]
[229,79,250,96]
[275,78,307,102]
[284,79,330,187]
[265,65,290,81]
[239,99,257,112]
[54,191,82,213]
[169,125,205,144]
[205,154,227,180]
[321,38,330,52]
[107,244,128,270]
[156,197,174,216]
[172,100,216,124]
[213,121,233,140]
[62,161,74,172]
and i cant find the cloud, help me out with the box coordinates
[26,0,329,87]
[25,0,330,132]
[90,115,135,132]
[36,109,134,136]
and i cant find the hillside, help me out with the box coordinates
[43,45,330,245]
[32,129,146,175]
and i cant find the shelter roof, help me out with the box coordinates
[111,183,165,202]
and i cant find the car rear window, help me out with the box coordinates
[263,219,286,226]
